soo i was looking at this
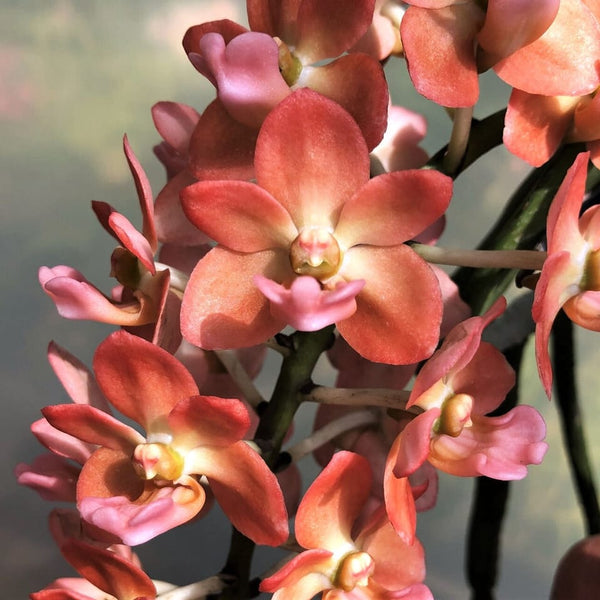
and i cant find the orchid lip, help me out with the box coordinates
[289,227,342,280]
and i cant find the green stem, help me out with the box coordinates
[551,311,600,535]
[216,326,335,599]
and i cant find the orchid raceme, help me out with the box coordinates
[180,89,452,364]
[387,297,548,513]
[182,0,388,178]
[41,330,288,547]
[260,451,432,600]
[533,151,600,396]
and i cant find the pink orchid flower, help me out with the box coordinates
[181,0,388,178]
[180,89,452,365]
[260,451,432,600]
[401,0,600,108]
[39,136,182,352]
[31,538,156,600]
[533,151,600,396]
[386,297,548,523]
[41,330,288,547]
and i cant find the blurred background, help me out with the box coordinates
[2,1,599,598]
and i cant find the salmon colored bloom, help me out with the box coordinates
[181,89,452,365]
[182,0,388,178]
[386,297,548,518]
[533,151,600,396]
[260,451,431,600]
[42,331,288,547]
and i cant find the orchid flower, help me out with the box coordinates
[386,297,548,532]
[180,89,452,365]
[401,0,600,107]
[39,136,182,352]
[533,151,600,396]
[260,451,432,600]
[181,0,388,178]
[41,330,288,547]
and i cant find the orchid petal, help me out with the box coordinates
[192,32,289,128]
[260,549,333,594]
[247,0,302,43]
[151,101,200,154]
[400,4,483,107]
[181,180,297,251]
[254,275,364,331]
[338,245,442,364]
[15,454,79,502]
[93,330,199,432]
[334,169,452,248]
[187,442,289,546]
[47,341,110,412]
[188,99,258,181]
[31,418,94,465]
[106,211,156,274]
[181,247,290,349]
[296,451,371,551]
[254,89,370,229]
[42,404,144,453]
[297,53,388,151]
[494,0,600,96]
[293,0,375,63]
[168,395,251,451]
[563,290,600,331]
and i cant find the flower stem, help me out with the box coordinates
[411,243,546,271]
[444,106,474,175]
[213,349,265,408]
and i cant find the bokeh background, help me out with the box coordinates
[2,1,599,598]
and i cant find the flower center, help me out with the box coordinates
[275,37,302,86]
[132,442,185,482]
[581,248,600,291]
[434,393,473,437]
[332,551,375,592]
[289,227,342,280]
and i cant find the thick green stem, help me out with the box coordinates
[216,326,335,599]
[551,311,600,535]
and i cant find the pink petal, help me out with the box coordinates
[563,290,600,331]
[31,418,94,465]
[47,341,110,412]
[187,442,289,546]
[573,93,600,141]
[167,395,251,450]
[254,275,364,331]
[39,266,148,326]
[154,170,211,246]
[286,0,372,63]
[400,4,483,107]
[181,179,297,251]
[42,404,144,453]
[181,246,289,349]
[298,52,389,150]
[337,245,442,364]
[295,451,371,551]
[183,20,249,69]
[371,105,429,172]
[350,0,403,61]
[477,0,559,61]
[247,0,302,43]
[93,330,199,432]
[504,89,578,167]
[494,0,600,96]
[188,99,258,181]
[551,535,600,599]
[106,210,155,274]
[151,101,200,154]
[334,169,452,248]
[191,32,289,128]
[254,89,370,229]
[428,406,548,479]
[15,454,79,502]
[123,135,157,252]
[78,448,206,546]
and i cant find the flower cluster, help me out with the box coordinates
[20,1,600,598]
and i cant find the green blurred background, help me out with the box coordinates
[2,1,598,598]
